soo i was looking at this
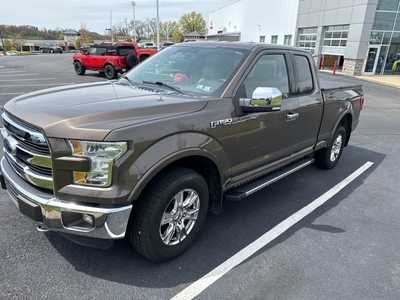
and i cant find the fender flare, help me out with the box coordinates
[126,133,229,202]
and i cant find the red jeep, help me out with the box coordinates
[73,44,141,79]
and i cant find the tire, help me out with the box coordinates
[315,125,346,169]
[40,49,44,53]
[140,55,149,62]
[126,53,139,69]
[104,64,117,79]
[127,167,209,262]
[50,49,54,53]
[74,61,86,75]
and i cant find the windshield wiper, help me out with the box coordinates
[121,75,136,86]
[142,80,190,96]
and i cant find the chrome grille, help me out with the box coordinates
[1,112,53,190]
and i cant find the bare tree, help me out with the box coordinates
[79,23,90,45]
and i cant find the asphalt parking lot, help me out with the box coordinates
[0,53,400,300]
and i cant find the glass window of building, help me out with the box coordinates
[376,0,400,11]
[368,1,400,75]
[271,35,278,44]
[284,35,292,45]
[323,25,349,47]
[260,36,265,43]
[297,27,317,54]
[372,12,396,30]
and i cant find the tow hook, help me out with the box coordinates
[36,223,50,232]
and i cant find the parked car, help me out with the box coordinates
[73,43,158,79]
[79,43,94,54]
[0,42,364,262]
[142,42,156,48]
[39,43,63,53]
[73,44,140,79]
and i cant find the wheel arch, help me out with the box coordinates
[323,110,353,151]
[338,113,353,147]
[139,54,150,62]
[125,134,228,214]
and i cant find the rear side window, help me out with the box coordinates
[294,55,314,94]
[119,48,132,56]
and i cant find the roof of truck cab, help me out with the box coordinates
[173,41,310,53]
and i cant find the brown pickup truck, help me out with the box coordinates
[0,42,364,262]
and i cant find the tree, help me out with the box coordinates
[75,38,81,50]
[12,33,25,51]
[160,21,178,39]
[79,22,90,45]
[179,11,206,35]
[130,20,147,40]
[172,30,183,43]
[3,39,12,51]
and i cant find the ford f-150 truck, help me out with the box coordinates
[0,42,364,262]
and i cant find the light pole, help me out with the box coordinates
[156,0,160,50]
[131,1,136,42]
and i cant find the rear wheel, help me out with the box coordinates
[73,61,86,75]
[127,167,209,262]
[104,64,117,79]
[315,125,346,169]
[50,49,54,53]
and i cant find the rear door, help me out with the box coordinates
[290,52,324,156]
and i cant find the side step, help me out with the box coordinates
[224,158,314,201]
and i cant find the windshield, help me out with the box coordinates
[122,44,249,97]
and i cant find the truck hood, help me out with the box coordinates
[4,81,208,140]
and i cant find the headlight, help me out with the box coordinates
[68,140,128,187]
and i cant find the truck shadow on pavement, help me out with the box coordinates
[46,144,384,288]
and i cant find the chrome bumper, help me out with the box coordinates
[0,157,132,241]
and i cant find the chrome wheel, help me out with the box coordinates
[160,188,200,246]
[315,125,346,169]
[128,167,209,262]
[330,133,343,162]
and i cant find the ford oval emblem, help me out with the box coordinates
[4,136,17,154]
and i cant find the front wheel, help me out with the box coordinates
[74,61,86,75]
[315,125,346,169]
[104,64,117,79]
[127,167,209,262]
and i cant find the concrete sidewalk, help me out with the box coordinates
[354,75,400,88]
[319,69,400,88]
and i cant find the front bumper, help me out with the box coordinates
[0,157,132,245]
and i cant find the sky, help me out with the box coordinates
[0,0,235,35]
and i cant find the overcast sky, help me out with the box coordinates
[1,0,235,35]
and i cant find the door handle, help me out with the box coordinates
[286,112,299,121]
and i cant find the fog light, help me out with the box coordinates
[82,214,94,226]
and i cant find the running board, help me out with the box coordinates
[224,158,314,201]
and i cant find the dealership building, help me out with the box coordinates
[207,0,400,76]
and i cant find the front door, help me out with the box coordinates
[362,46,380,75]
[228,52,297,180]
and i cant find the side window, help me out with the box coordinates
[97,48,107,56]
[294,55,314,94]
[243,54,290,98]
[119,48,132,56]
[89,47,97,55]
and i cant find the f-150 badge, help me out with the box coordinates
[210,118,233,128]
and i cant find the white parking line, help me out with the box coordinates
[0,83,75,87]
[0,78,55,82]
[0,74,39,77]
[171,161,374,300]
